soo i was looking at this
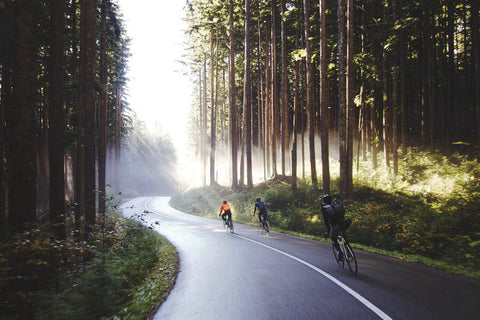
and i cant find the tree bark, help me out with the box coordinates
[473,0,480,143]
[49,0,66,237]
[271,0,279,177]
[338,0,347,195]
[229,0,238,189]
[80,0,97,228]
[9,0,37,231]
[319,0,330,194]
[303,0,317,187]
[244,0,253,187]
[210,30,216,185]
[98,0,108,221]
[281,0,289,176]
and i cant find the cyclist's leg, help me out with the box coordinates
[331,224,342,256]
[221,212,227,221]
[263,213,270,232]
[227,210,232,222]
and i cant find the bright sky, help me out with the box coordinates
[118,0,192,152]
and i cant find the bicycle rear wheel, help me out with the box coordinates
[344,242,358,276]
[332,242,345,268]
[229,220,234,233]
[263,220,270,235]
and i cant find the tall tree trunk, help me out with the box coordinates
[271,0,278,177]
[98,0,108,221]
[281,0,289,176]
[338,0,347,195]
[49,0,66,237]
[392,68,399,175]
[210,30,216,185]
[345,0,354,196]
[303,0,317,187]
[319,0,330,194]
[71,0,84,234]
[202,54,207,186]
[383,52,391,169]
[80,0,97,228]
[229,0,238,189]
[445,1,455,152]
[0,1,14,233]
[292,29,300,190]
[473,0,480,143]
[399,21,407,154]
[9,0,37,231]
[244,0,253,187]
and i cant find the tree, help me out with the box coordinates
[338,0,347,196]
[8,0,37,231]
[210,29,217,185]
[319,0,330,194]
[303,0,317,187]
[271,0,279,178]
[49,0,66,237]
[98,0,108,221]
[229,0,238,189]
[473,0,480,143]
[80,0,97,228]
[281,0,289,176]
[243,0,253,187]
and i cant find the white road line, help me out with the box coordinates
[234,233,392,320]
[142,197,392,320]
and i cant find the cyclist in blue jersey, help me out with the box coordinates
[253,197,268,223]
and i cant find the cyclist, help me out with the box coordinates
[219,200,232,223]
[253,197,268,224]
[321,194,350,261]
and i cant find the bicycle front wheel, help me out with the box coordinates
[344,242,358,276]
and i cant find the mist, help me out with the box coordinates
[106,130,180,197]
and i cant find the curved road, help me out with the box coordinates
[121,197,480,320]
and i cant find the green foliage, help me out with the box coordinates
[0,213,178,320]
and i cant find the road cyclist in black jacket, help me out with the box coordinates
[321,194,352,261]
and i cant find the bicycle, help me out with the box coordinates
[256,215,270,235]
[222,217,234,233]
[332,231,357,276]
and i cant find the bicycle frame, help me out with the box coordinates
[333,232,357,276]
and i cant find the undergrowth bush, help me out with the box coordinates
[0,212,177,320]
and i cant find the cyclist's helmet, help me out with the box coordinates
[322,194,333,205]
[256,197,261,202]
[223,200,228,204]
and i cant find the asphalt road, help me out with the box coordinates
[120,197,480,320]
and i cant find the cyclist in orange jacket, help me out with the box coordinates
[219,200,232,222]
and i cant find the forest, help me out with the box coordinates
[173,0,480,278]
[185,0,480,196]
[0,0,132,236]
[0,1,179,318]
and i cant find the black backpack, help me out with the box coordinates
[323,199,345,222]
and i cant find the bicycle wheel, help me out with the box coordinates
[332,241,345,268]
[344,242,358,276]
[263,220,270,235]
[229,220,234,233]
[257,221,264,234]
